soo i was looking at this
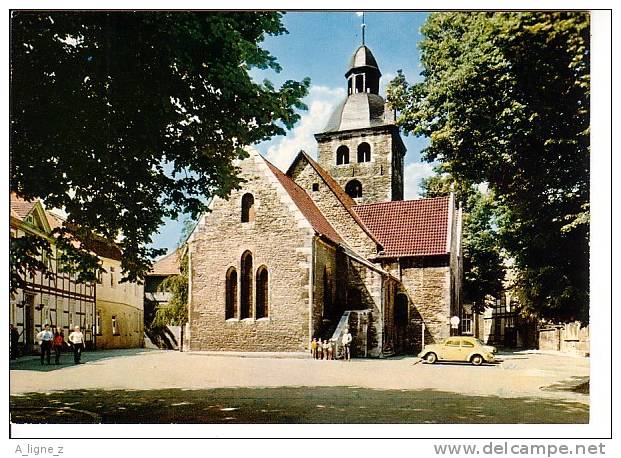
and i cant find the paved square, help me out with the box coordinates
[10,349,589,424]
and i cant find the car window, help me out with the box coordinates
[461,339,475,348]
[445,338,460,347]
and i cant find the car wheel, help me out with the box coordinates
[471,355,483,366]
[425,352,437,364]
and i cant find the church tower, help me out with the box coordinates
[314,44,406,204]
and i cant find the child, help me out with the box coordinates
[53,330,64,365]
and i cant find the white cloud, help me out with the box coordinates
[262,85,346,170]
[380,72,396,97]
[403,161,435,200]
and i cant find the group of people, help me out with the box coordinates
[310,327,353,361]
[35,324,85,366]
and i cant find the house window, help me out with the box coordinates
[336,145,349,165]
[96,310,102,335]
[110,267,115,288]
[240,251,253,319]
[241,193,255,223]
[312,183,319,192]
[395,293,409,327]
[112,315,118,335]
[345,180,363,198]
[225,267,238,319]
[357,142,371,162]
[461,312,473,335]
[255,266,268,319]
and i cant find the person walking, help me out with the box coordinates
[342,327,352,361]
[68,326,85,364]
[10,324,20,360]
[36,324,53,365]
[53,330,65,365]
[311,338,318,359]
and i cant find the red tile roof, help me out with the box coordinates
[10,192,36,220]
[264,158,343,245]
[286,151,380,245]
[149,249,181,276]
[354,196,451,257]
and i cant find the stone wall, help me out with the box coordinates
[289,158,377,258]
[315,126,403,205]
[382,257,451,353]
[187,152,317,352]
[312,239,340,339]
[538,322,589,356]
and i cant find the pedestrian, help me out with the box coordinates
[311,337,318,359]
[342,327,352,361]
[10,324,20,360]
[326,339,333,360]
[53,330,65,365]
[68,326,85,364]
[36,324,53,365]
[317,338,323,360]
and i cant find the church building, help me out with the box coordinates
[186,43,463,357]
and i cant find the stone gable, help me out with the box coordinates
[187,152,316,352]
[288,156,378,259]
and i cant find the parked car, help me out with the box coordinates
[418,336,497,366]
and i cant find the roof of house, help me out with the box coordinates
[263,157,343,245]
[286,151,380,246]
[10,192,36,220]
[354,196,451,258]
[149,249,182,276]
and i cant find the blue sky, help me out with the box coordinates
[151,11,433,254]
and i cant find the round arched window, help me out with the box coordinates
[345,180,363,199]
[336,145,350,165]
[357,142,371,162]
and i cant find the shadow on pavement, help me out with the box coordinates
[9,348,163,373]
[10,386,589,424]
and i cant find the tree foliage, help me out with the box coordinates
[389,12,589,321]
[10,11,310,291]
[151,249,189,328]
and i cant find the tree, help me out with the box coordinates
[389,12,589,321]
[151,249,189,329]
[10,11,310,291]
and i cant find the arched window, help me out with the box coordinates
[336,145,349,165]
[345,180,363,199]
[357,142,371,163]
[255,266,268,319]
[240,251,253,319]
[225,267,238,319]
[395,293,409,327]
[241,193,255,223]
